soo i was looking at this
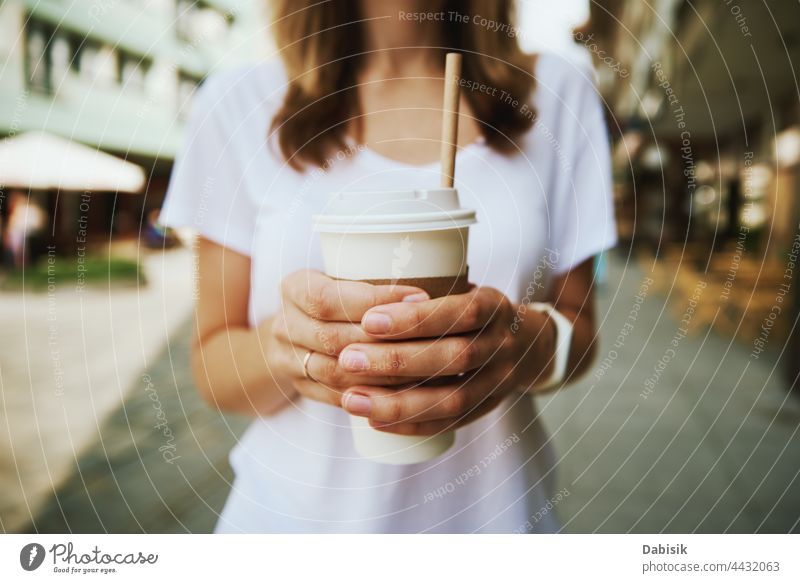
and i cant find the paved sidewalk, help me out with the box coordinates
[0,248,195,532]
[540,255,800,533]
[26,253,800,533]
[28,318,247,533]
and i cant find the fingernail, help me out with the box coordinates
[363,312,392,334]
[340,349,369,371]
[403,292,429,302]
[343,392,372,416]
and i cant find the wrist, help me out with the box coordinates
[256,317,276,363]
[256,316,300,407]
[257,316,288,382]
[512,304,556,388]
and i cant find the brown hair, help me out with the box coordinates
[269,0,535,170]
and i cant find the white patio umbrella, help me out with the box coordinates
[0,131,146,193]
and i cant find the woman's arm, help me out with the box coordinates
[520,258,598,392]
[191,237,430,416]
[191,237,289,415]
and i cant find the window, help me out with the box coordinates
[177,72,202,116]
[25,18,98,93]
[50,35,72,89]
[79,42,117,86]
[175,0,195,42]
[175,0,232,44]
[25,19,54,93]
[67,35,85,73]
[117,51,152,91]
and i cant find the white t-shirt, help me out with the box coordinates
[160,53,616,533]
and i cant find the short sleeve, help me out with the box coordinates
[159,75,257,256]
[548,64,617,275]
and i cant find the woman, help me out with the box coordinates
[160,0,616,533]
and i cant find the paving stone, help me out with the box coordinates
[26,253,800,533]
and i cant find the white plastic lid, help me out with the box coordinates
[313,188,477,233]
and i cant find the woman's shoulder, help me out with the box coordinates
[193,59,289,119]
[514,51,604,156]
[532,51,598,102]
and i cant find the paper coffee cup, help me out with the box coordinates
[313,188,476,464]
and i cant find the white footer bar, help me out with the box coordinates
[1,534,797,582]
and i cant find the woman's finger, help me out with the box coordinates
[282,269,428,322]
[284,344,427,388]
[339,330,506,377]
[273,304,374,356]
[291,378,344,408]
[370,394,507,436]
[360,286,509,339]
[341,366,507,424]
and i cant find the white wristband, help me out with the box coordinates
[530,302,573,390]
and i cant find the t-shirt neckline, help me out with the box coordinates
[352,136,487,170]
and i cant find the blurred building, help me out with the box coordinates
[581,0,800,246]
[578,0,800,384]
[0,0,265,250]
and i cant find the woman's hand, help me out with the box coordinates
[263,269,430,408]
[338,287,554,435]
